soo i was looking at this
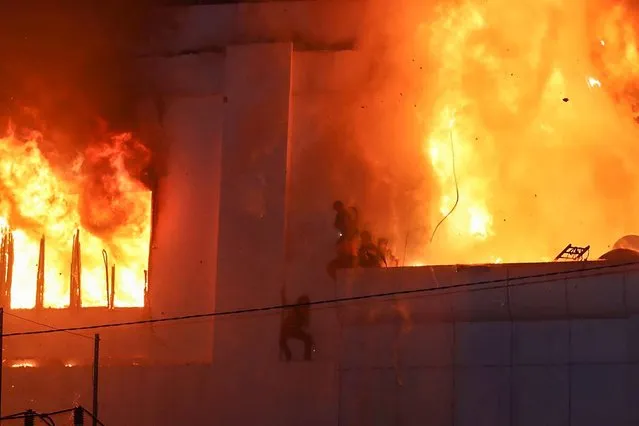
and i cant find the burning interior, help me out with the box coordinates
[0,3,156,312]
[0,129,152,310]
[400,0,639,265]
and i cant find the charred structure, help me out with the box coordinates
[0,3,158,312]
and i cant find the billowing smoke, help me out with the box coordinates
[291,0,639,267]
[342,0,439,261]
[288,0,438,266]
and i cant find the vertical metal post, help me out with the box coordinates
[35,236,45,310]
[143,270,150,318]
[6,234,13,310]
[73,406,84,426]
[70,230,82,309]
[0,233,7,309]
[92,334,100,426]
[23,410,33,426]
[102,250,109,309]
[109,265,115,310]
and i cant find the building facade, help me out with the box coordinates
[1,2,638,425]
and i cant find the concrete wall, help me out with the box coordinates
[340,318,635,426]
[142,0,363,55]
[5,2,638,426]
[5,262,639,425]
[337,263,639,426]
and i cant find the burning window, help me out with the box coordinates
[0,130,152,310]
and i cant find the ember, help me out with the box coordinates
[0,129,151,309]
[421,1,639,264]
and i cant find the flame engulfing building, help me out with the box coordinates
[3,1,639,425]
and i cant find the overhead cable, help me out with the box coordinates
[3,261,637,338]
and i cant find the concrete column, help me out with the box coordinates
[214,42,292,362]
[148,95,223,363]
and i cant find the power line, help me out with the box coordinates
[2,260,637,338]
[4,311,93,341]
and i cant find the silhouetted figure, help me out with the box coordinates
[279,287,315,362]
[327,200,360,280]
[377,238,399,267]
[327,239,358,280]
[358,231,383,268]
[333,200,358,244]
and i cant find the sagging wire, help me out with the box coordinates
[4,260,636,338]
[429,114,460,243]
[5,311,93,341]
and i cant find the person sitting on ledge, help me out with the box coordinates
[333,200,358,244]
[358,230,384,268]
[378,237,399,267]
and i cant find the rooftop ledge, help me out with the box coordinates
[335,261,639,325]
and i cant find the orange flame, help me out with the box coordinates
[10,359,38,368]
[419,0,639,264]
[0,129,151,309]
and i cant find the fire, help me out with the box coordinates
[419,0,639,264]
[10,359,37,368]
[587,76,602,88]
[0,129,151,309]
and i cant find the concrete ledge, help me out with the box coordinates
[336,262,639,325]
[143,1,363,56]
[567,271,626,316]
[452,266,509,321]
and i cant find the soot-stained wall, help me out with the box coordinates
[0,92,223,422]
[335,263,639,426]
[146,94,221,363]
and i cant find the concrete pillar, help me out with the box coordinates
[147,95,223,363]
[211,43,293,425]
[214,42,292,363]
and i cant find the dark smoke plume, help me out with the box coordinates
[287,0,438,265]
